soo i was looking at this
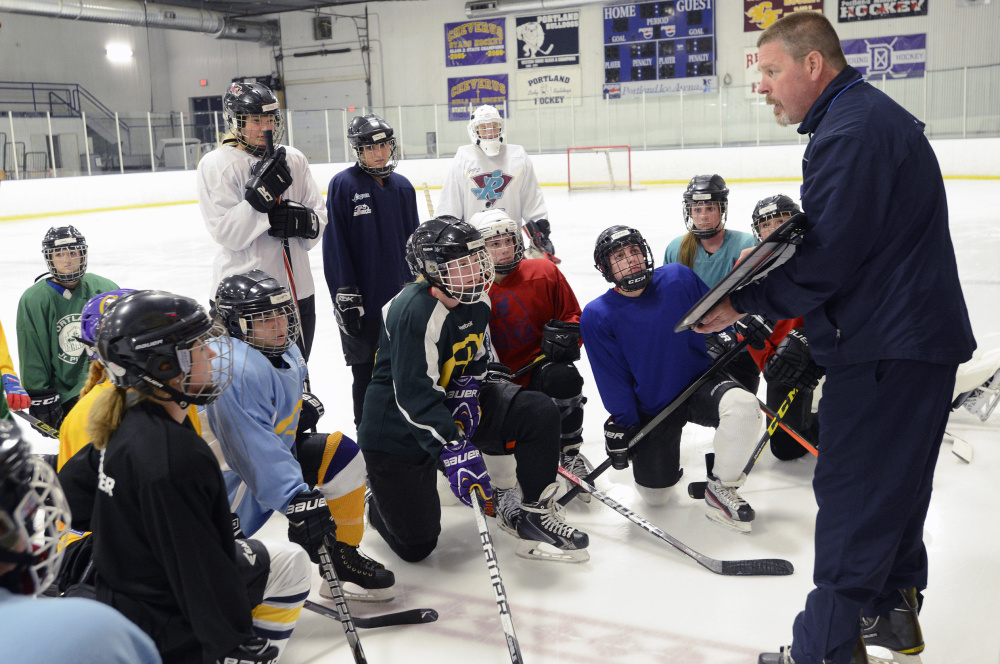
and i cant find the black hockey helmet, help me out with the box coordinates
[214,270,301,357]
[223,81,285,156]
[682,174,729,239]
[408,216,495,304]
[751,194,802,243]
[96,290,234,406]
[42,226,88,285]
[594,225,654,292]
[347,114,398,177]
[0,419,71,596]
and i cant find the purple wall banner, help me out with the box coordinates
[842,33,926,78]
[446,19,507,67]
[448,75,508,121]
[838,0,928,21]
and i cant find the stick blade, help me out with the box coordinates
[715,558,795,576]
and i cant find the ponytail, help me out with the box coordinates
[678,233,699,269]
[88,387,147,450]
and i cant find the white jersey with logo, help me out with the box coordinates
[437,143,547,229]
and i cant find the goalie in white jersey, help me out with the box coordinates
[438,105,559,263]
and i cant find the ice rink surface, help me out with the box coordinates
[1,179,997,664]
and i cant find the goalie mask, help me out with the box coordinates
[214,270,301,357]
[682,174,729,240]
[348,114,399,177]
[223,81,285,157]
[468,105,505,157]
[42,226,88,286]
[408,216,495,304]
[96,290,234,406]
[470,209,523,275]
[0,420,71,596]
[80,288,135,360]
[594,225,654,292]
[751,194,801,243]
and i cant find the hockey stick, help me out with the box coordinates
[13,409,59,440]
[317,543,367,664]
[470,486,524,664]
[304,600,439,629]
[511,353,548,380]
[422,182,434,217]
[687,386,800,500]
[556,465,793,576]
[557,336,753,507]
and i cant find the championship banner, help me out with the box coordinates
[838,0,927,21]
[516,67,582,109]
[602,1,717,100]
[446,19,506,67]
[841,33,926,78]
[448,75,508,121]
[516,12,580,69]
[744,0,823,31]
[744,47,763,98]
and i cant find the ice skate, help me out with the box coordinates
[759,637,891,663]
[861,588,924,663]
[556,449,593,504]
[513,483,589,563]
[492,486,521,537]
[704,473,755,534]
[320,541,395,603]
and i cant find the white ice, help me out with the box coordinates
[2,180,997,664]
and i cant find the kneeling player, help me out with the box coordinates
[207,270,395,602]
[581,226,764,533]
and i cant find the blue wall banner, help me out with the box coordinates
[448,75,508,121]
[515,12,580,69]
[446,19,507,67]
[602,1,717,99]
[842,33,926,78]
[838,0,928,21]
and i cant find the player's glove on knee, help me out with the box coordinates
[285,488,337,564]
[604,416,639,470]
[735,314,774,350]
[525,219,556,255]
[334,286,364,337]
[218,636,279,664]
[2,373,30,411]
[267,200,319,239]
[704,330,737,360]
[440,439,492,507]
[244,146,292,213]
[541,319,581,363]
[28,389,63,428]
[764,328,824,391]
[443,375,481,442]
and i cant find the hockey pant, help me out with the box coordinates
[528,360,586,450]
[297,432,367,547]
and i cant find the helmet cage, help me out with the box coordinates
[595,227,655,292]
[467,106,505,157]
[477,218,523,275]
[751,195,802,243]
[416,240,495,304]
[42,232,88,285]
[228,297,301,357]
[682,198,728,240]
[226,110,285,157]
[353,138,399,177]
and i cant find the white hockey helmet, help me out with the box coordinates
[468,105,505,157]
[470,209,523,274]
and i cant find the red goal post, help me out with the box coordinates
[567,145,642,191]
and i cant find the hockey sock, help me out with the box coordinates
[483,454,517,490]
[251,540,311,659]
[712,389,763,482]
[307,432,367,546]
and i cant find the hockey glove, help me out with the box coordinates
[704,330,737,361]
[267,200,320,239]
[484,362,513,384]
[2,373,30,411]
[604,416,639,471]
[231,513,246,540]
[734,314,774,350]
[443,375,481,442]
[244,146,292,213]
[296,392,325,436]
[218,636,279,664]
[525,219,557,255]
[28,389,63,428]
[285,488,337,564]
[334,286,364,337]
[764,328,825,391]
[540,319,581,363]
[440,439,492,507]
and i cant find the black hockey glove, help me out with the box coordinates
[244,146,292,213]
[334,286,364,337]
[296,392,325,436]
[267,200,319,240]
[540,319,581,363]
[218,636,278,664]
[525,219,556,255]
[484,362,513,384]
[28,389,64,428]
[286,488,337,564]
[604,416,639,471]
[764,328,825,391]
[704,331,737,361]
[735,314,775,350]
[231,513,246,539]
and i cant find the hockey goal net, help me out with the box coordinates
[567,145,641,191]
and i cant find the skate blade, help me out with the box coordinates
[321,582,395,603]
[514,539,590,564]
[866,646,921,664]
[704,510,752,534]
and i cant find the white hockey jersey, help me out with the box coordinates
[197,144,327,300]
[437,143,547,229]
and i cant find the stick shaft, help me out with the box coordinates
[422,182,434,217]
[318,544,367,663]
